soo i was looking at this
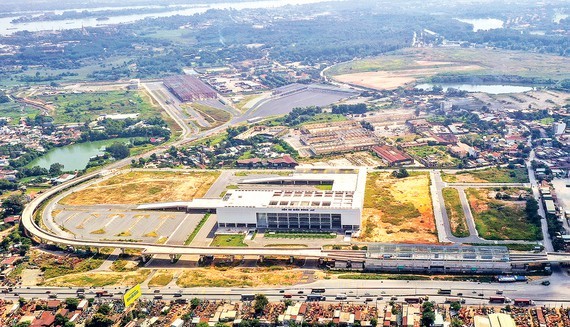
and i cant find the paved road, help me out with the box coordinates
[527,149,554,252]
[4,274,570,306]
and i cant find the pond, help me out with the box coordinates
[415,83,534,94]
[455,18,504,32]
[27,138,130,171]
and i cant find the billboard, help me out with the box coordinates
[123,284,142,307]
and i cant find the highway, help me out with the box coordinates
[3,277,570,306]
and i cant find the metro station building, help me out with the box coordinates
[138,167,366,232]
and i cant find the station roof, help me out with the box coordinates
[367,244,510,262]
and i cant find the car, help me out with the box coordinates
[349,291,354,294]
[48,294,57,299]
[541,280,550,286]
[279,290,285,293]
[478,293,484,297]
[365,298,373,302]
[390,297,397,301]
[457,293,463,296]
[364,293,371,296]
[496,290,503,295]
[173,293,182,298]
[381,291,386,294]
[297,291,304,294]
[153,289,160,293]
[45,291,51,294]
[377,297,383,300]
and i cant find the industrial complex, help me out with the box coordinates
[163,75,218,102]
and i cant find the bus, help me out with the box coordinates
[311,288,326,294]
[307,294,326,302]
[437,289,452,295]
[241,294,255,301]
[514,298,534,306]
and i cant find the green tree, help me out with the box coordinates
[191,297,201,309]
[97,303,111,315]
[254,294,269,315]
[86,314,113,327]
[105,142,130,159]
[49,163,65,176]
[2,194,27,217]
[197,323,209,327]
[65,298,79,310]
[450,318,463,327]
[450,301,461,311]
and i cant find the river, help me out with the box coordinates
[455,18,504,32]
[415,83,534,94]
[0,0,335,35]
[27,138,130,171]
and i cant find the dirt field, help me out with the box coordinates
[329,47,570,90]
[334,65,481,90]
[42,270,151,287]
[359,172,437,243]
[60,170,220,205]
[177,267,304,288]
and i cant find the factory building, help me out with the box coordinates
[163,75,217,102]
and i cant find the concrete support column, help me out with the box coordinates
[289,256,294,264]
[259,255,264,263]
[169,254,176,263]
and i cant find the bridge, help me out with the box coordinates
[21,170,570,268]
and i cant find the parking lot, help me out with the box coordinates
[53,205,200,244]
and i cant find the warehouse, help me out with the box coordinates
[371,145,414,166]
[163,75,217,102]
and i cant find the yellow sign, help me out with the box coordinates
[123,284,141,307]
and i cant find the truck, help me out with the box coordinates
[437,289,452,295]
[489,296,508,304]
[170,318,184,327]
[311,288,325,294]
[514,298,534,306]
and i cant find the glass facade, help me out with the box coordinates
[256,212,342,230]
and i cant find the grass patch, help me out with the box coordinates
[91,228,106,235]
[314,184,333,190]
[116,231,132,237]
[442,188,469,237]
[177,268,302,287]
[465,243,541,251]
[264,244,309,248]
[264,231,336,239]
[35,90,160,124]
[42,257,105,279]
[361,172,437,243]
[60,170,220,205]
[442,167,529,183]
[144,231,158,238]
[43,270,151,287]
[210,234,248,247]
[406,145,460,167]
[148,270,173,287]
[191,103,231,127]
[184,213,211,245]
[338,274,431,281]
[110,259,139,272]
[466,188,541,240]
